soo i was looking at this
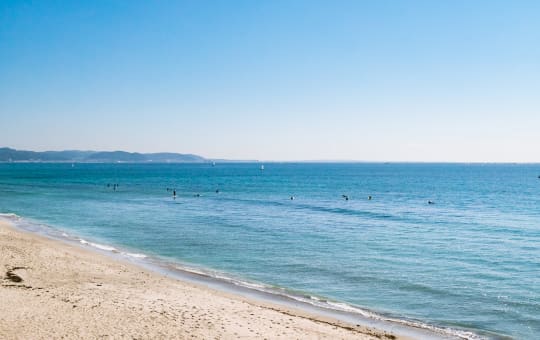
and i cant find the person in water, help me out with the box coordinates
[368,195,372,200]
[173,189,176,199]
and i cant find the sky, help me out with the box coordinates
[1,0,539,162]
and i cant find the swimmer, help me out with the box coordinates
[428,200,435,205]
[368,195,372,200]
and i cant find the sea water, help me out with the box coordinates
[0,163,538,339]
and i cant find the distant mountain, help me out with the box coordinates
[0,147,207,163]
[85,151,148,162]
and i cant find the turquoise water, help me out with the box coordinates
[0,163,538,339]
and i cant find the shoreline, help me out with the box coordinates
[0,215,472,339]
[0,217,402,339]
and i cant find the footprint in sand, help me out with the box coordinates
[4,266,27,283]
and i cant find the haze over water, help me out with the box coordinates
[1,162,539,338]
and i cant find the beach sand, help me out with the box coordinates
[0,220,404,339]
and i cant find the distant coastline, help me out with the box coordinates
[0,147,207,163]
[0,147,262,163]
[2,147,538,164]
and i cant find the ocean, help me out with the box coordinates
[0,162,538,339]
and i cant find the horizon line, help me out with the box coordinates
[2,147,539,164]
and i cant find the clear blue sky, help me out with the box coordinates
[1,1,539,161]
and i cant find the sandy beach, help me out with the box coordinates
[0,220,403,340]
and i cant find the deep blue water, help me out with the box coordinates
[0,163,539,338]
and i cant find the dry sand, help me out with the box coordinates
[0,220,404,339]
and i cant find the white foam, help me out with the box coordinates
[172,265,269,292]
[89,242,117,252]
[232,280,267,290]
[325,301,375,317]
[124,252,147,259]
[0,213,21,220]
[371,314,484,340]
[175,266,211,277]
[79,239,117,252]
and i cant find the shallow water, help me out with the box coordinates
[0,163,538,338]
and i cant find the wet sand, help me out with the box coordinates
[0,220,405,339]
